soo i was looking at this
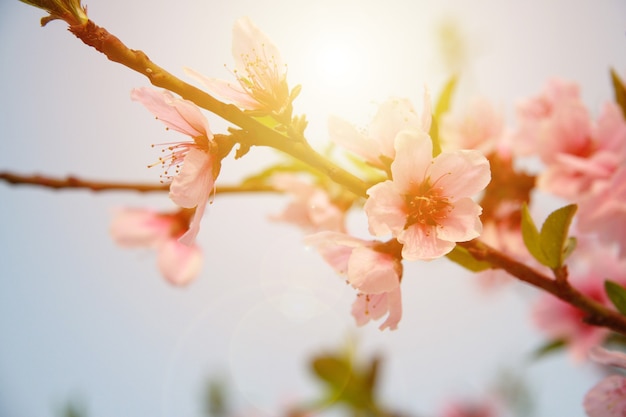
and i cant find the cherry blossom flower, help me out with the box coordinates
[110,207,202,286]
[304,231,403,330]
[131,87,221,245]
[440,97,504,155]
[364,130,491,260]
[584,346,626,417]
[185,17,293,115]
[270,173,347,233]
[537,102,626,200]
[328,92,431,170]
[512,78,591,159]
[578,166,626,257]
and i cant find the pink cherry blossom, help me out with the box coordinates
[304,231,403,330]
[185,17,291,114]
[512,78,591,160]
[328,92,431,170]
[536,102,626,200]
[364,130,491,260]
[584,347,626,417]
[440,97,504,155]
[270,173,346,233]
[578,166,626,258]
[131,87,220,245]
[110,207,202,286]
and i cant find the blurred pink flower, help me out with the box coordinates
[577,165,626,258]
[364,130,491,260]
[185,17,291,114]
[328,92,431,170]
[132,87,220,245]
[304,231,403,330]
[530,251,626,361]
[439,400,500,417]
[440,97,504,155]
[584,347,626,417]
[512,78,591,160]
[110,207,202,286]
[537,102,626,200]
[270,174,346,233]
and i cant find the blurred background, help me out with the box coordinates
[1,0,625,416]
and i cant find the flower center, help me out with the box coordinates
[234,44,290,112]
[404,180,452,229]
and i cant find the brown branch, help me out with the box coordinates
[460,239,626,336]
[0,171,278,194]
[65,20,369,199]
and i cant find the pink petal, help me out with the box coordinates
[110,208,170,247]
[589,347,626,370]
[429,150,491,200]
[390,130,433,192]
[232,17,285,76]
[347,246,400,294]
[157,239,203,286]
[584,375,626,417]
[369,98,422,159]
[436,197,483,242]
[184,67,260,110]
[131,87,211,138]
[365,181,407,236]
[378,287,403,330]
[169,148,214,209]
[328,115,381,165]
[398,224,455,260]
[178,197,207,246]
[304,231,365,275]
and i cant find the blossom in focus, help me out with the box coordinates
[270,173,347,233]
[110,207,202,286]
[328,93,431,170]
[131,87,221,245]
[440,97,504,155]
[584,346,626,417]
[364,130,491,260]
[304,231,403,330]
[185,17,293,116]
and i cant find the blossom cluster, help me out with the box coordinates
[81,12,626,416]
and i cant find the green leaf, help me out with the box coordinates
[539,204,577,268]
[611,68,626,120]
[430,75,458,157]
[521,204,577,269]
[605,280,626,316]
[520,204,548,265]
[531,339,566,360]
[311,355,351,389]
[446,245,491,272]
